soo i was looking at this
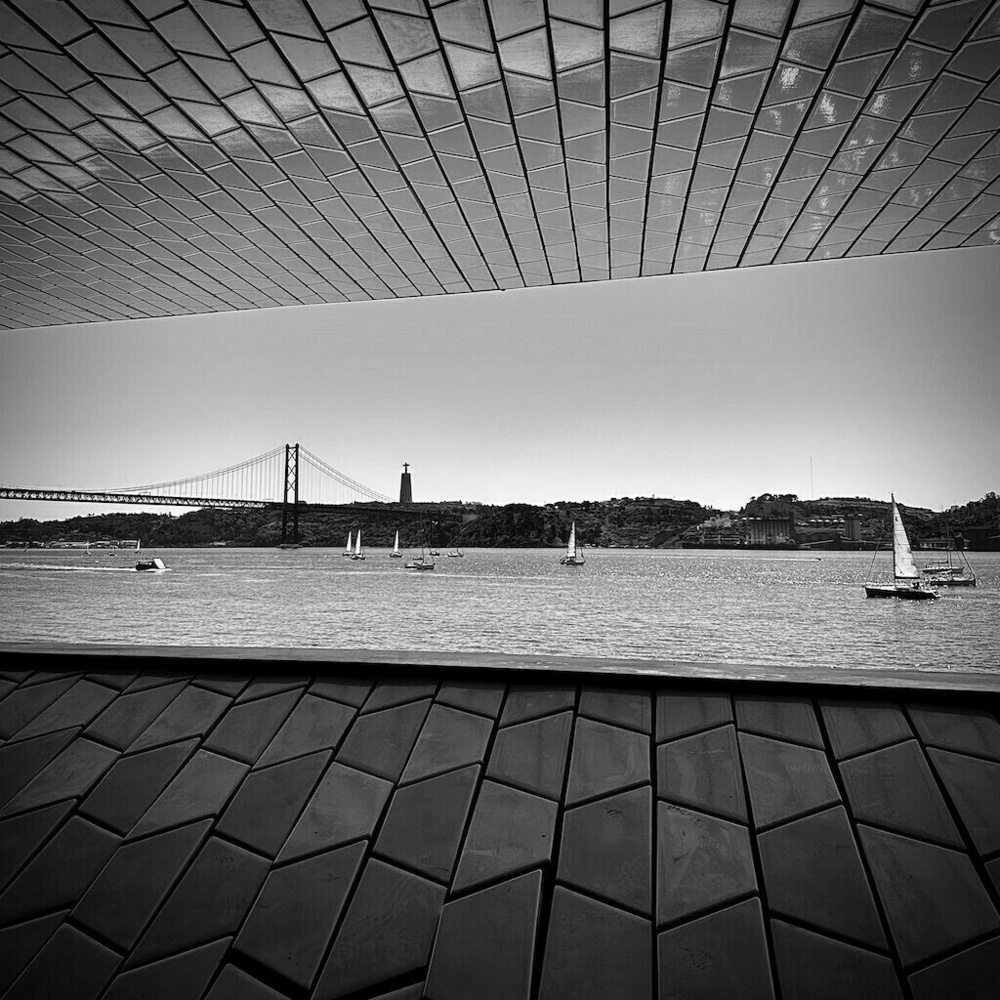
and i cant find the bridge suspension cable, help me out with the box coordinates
[299,447,393,504]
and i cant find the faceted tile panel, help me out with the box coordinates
[909,937,1000,1000]
[771,919,903,1000]
[256,693,355,766]
[657,801,757,925]
[656,688,733,741]
[336,698,431,781]
[453,779,558,892]
[658,898,774,1000]
[1,2,993,330]
[0,728,84,810]
[487,710,573,799]
[758,806,887,948]
[559,786,652,914]
[927,747,1000,855]
[202,689,300,763]
[657,724,747,822]
[565,716,649,804]
[842,737,964,845]
[739,731,840,828]
[539,886,652,1000]
[820,697,912,759]
[735,693,824,747]
[0,800,73,891]
[3,925,120,1000]
[858,824,1000,967]
[102,939,231,1000]
[400,703,493,782]
[906,703,1000,760]
[425,871,543,1000]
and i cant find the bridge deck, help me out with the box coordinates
[1,647,998,999]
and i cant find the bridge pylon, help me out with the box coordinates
[280,443,300,548]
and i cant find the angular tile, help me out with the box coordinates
[401,704,493,782]
[759,805,886,948]
[15,680,117,740]
[579,685,652,733]
[3,924,119,1000]
[538,887,652,1000]
[203,689,300,763]
[73,819,210,949]
[314,859,446,1000]
[204,965,289,999]
[235,842,365,989]
[841,740,962,847]
[736,693,823,747]
[906,703,1000,760]
[79,739,198,834]
[657,802,756,925]
[657,724,747,822]
[102,938,231,1000]
[909,937,1000,1000]
[820,697,911,759]
[191,675,248,697]
[1,738,119,816]
[217,749,329,856]
[559,786,652,914]
[772,919,903,1000]
[234,677,307,703]
[363,678,438,712]
[0,677,78,739]
[656,689,732,742]
[129,686,231,752]
[928,747,1000,855]
[988,857,1000,896]
[0,817,118,923]
[85,672,137,690]
[426,871,542,1000]
[257,694,355,766]
[125,673,193,693]
[437,680,505,717]
[566,717,649,804]
[336,698,431,781]
[453,780,558,892]
[128,837,270,966]
[858,824,1000,966]
[309,676,373,706]
[500,685,576,725]
[376,765,479,882]
[739,732,839,827]
[0,728,78,809]
[131,749,248,837]
[487,711,573,799]
[279,761,392,862]
[0,801,73,891]
[0,910,67,995]
[658,898,774,1000]
[83,681,186,749]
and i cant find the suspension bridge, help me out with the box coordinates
[0,445,440,546]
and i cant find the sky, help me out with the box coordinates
[1,245,999,524]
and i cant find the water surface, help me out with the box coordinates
[2,547,997,674]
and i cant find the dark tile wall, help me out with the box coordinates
[1,658,999,1000]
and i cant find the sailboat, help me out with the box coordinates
[351,529,365,561]
[446,547,464,558]
[404,521,435,570]
[389,529,402,558]
[134,539,166,572]
[343,531,354,557]
[921,529,977,587]
[560,521,585,566]
[863,496,938,600]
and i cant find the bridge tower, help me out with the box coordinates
[399,462,412,504]
[280,443,300,548]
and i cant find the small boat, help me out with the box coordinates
[405,548,435,571]
[921,524,976,587]
[560,522,585,566]
[134,540,165,572]
[342,531,354,557]
[351,529,365,561]
[446,548,464,558]
[863,497,938,600]
[389,529,402,558]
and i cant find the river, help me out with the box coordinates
[2,547,998,674]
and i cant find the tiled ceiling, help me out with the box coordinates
[0,0,998,330]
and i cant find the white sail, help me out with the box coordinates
[355,530,362,556]
[891,497,919,580]
[567,522,576,559]
[345,531,352,552]
[393,530,399,553]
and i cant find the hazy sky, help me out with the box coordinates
[2,246,998,524]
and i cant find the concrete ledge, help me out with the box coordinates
[3,642,1000,694]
